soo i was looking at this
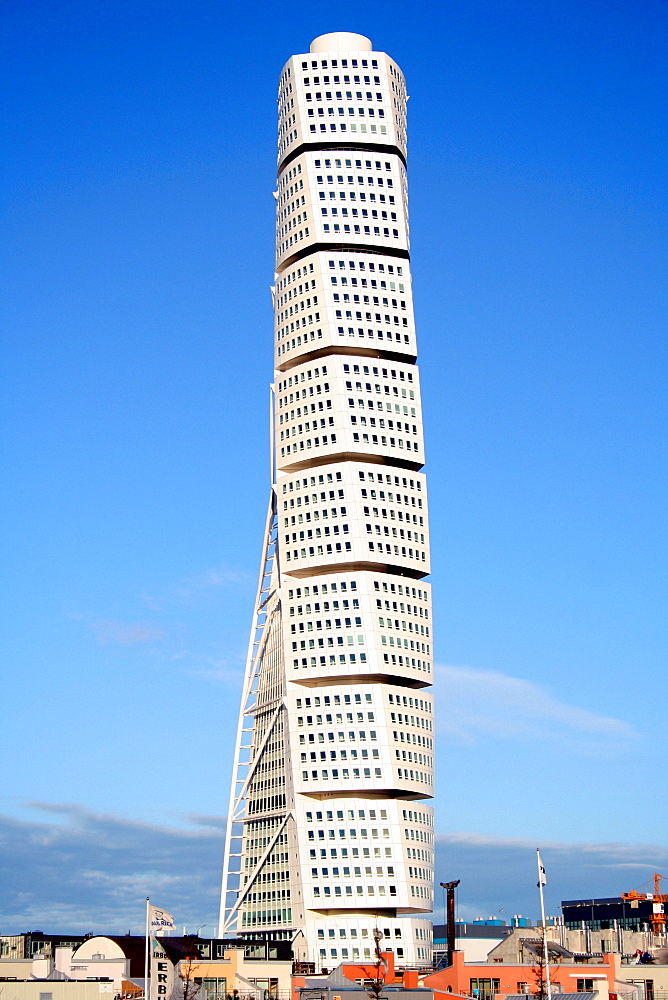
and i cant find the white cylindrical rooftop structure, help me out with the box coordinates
[310,31,372,52]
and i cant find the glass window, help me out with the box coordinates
[199,980,227,1000]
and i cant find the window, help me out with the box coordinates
[199,980,227,1000]
[470,980,500,1000]
[630,982,654,1000]
[247,979,278,999]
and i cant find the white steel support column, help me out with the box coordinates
[221,32,434,968]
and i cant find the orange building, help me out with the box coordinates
[422,950,616,999]
[292,950,423,1000]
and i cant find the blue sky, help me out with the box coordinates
[1,0,666,933]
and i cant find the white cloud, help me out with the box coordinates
[91,619,165,644]
[437,830,667,857]
[3,803,666,932]
[191,656,245,685]
[175,565,250,602]
[80,870,184,897]
[194,568,248,588]
[433,831,668,920]
[435,663,636,751]
[140,591,162,612]
[0,804,225,933]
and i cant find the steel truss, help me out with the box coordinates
[218,487,282,935]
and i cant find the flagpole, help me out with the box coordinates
[145,897,150,1000]
[536,851,552,1000]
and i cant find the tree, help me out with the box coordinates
[366,929,387,1000]
[176,956,203,1000]
[531,938,561,1000]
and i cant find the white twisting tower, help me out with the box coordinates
[220,32,434,968]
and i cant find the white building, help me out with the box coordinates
[220,31,434,969]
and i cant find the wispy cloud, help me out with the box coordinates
[435,663,636,752]
[2,803,666,933]
[91,619,165,644]
[80,870,184,897]
[175,565,250,603]
[438,830,666,856]
[184,814,227,831]
[140,591,162,612]
[434,831,668,921]
[0,804,225,933]
[191,656,245,685]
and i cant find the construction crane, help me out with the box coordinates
[621,873,668,934]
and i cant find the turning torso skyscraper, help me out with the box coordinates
[220,32,434,968]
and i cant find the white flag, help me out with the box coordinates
[537,850,547,887]
[148,904,176,936]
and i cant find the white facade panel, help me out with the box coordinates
[277,49,407,168]
[282,567,433,691]
[276,151,410,268]
[276,359,425,472]
[275,249,417,371]
[278,462,430,577]
[220,33,434,969]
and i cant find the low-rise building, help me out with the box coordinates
[562,900,660,935]
[57,937,129,992]
[0,936,294,1000]
[63,936,294,1000]
[0,980,116,1000]
[0,935,87,961]
[292,950,430,1000]
[422,949,616,1000]
[486,927,661,964]
[433,925,515,966]
[611,953,668,1000]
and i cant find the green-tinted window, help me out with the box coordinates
[199,978,226,1000]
